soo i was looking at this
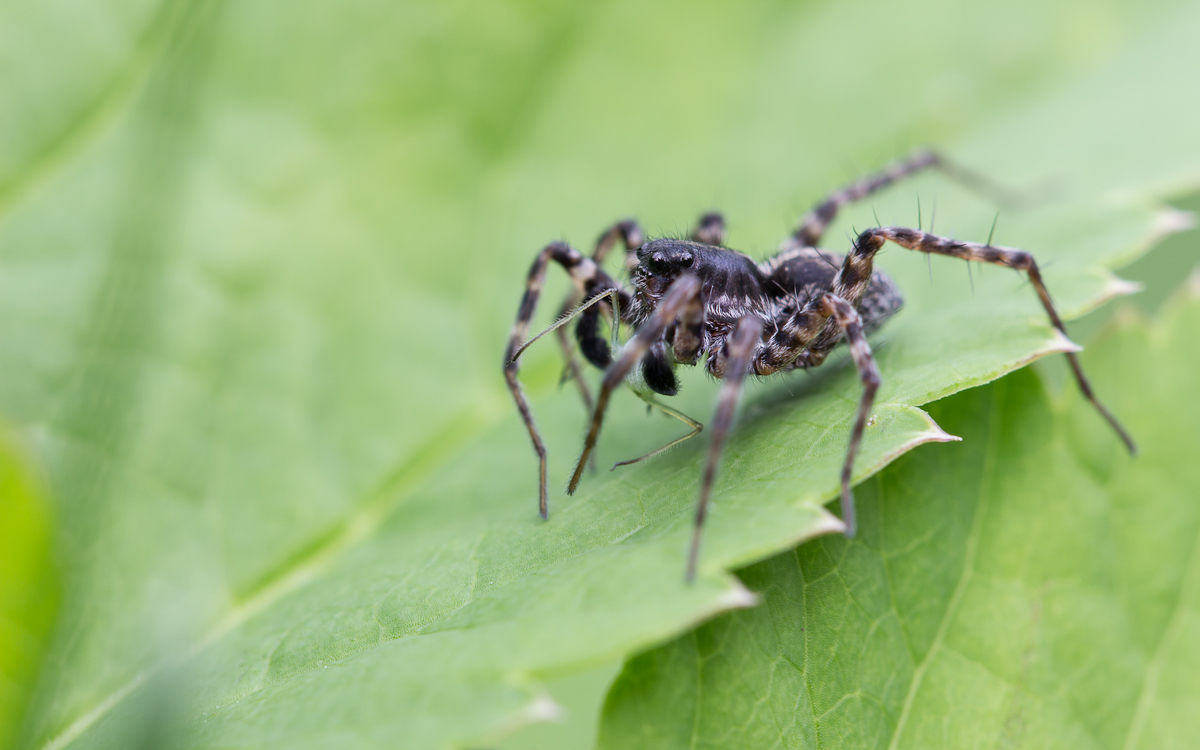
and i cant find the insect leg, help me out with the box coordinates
[686,315,764,582]
[568,274,703,495]
[504,242,627,520]
[847,226,1136,454]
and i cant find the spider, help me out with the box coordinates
[503,149,1136,582]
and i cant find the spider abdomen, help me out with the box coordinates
[761,246,903,335]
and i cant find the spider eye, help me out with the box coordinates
[648,253,669,274]
[679,252,694,268]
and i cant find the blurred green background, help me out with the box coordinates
[1,1,1198,748]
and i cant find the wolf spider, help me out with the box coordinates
[504,149,1135,581]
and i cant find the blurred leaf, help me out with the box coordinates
[0,1,1198,748]
[0,431,56,750]
[598,278,1200,749]
[1069,191,1200,343]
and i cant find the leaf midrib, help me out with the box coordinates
[885,378,1004,750]
[37,401,496,750]
[1120,512,1200,750]
[0,0,187,222]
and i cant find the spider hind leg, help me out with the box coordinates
[847,226,1136,454]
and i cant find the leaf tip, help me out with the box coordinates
[1046,327,1085,355]
[718,579,761,610]
[925,423,963,444]
[813,508,847,536]
[524,695,565,724]
[1106,275,1144,299]
[1152,207,1197,238]
[1186,267,1200,299]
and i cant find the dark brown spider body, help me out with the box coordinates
[617,239,903,395]
[503,149,1135,582]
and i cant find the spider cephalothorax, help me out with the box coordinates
[503,149,1135,581]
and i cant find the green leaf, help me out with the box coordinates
[0,430,57,750]
[1,1,1199,748]
[598,277,1200,749]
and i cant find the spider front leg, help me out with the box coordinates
[556,219,645,412]
[686,315,764,582]
[567,274,704,495]
[504,241,630,520]
[605,277,708,472]
[845,226,1136,454]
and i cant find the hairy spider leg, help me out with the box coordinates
[504,241,632,519]
[595,218,646,266]
[816,294,880,539]
[611,390,703,470]
[845,226,1137,454]
[555,220,645,414]
[787,148,1025,251]
[748,292,881,538]
[555,327,592,407]
[788,149,942,250]
[753,303,838,374]
[556,288,630,474]
[690,211,726,246]
[509,288,623,364]
[671,271,707,365]
[686,315,764,582]
[568,274,704,495]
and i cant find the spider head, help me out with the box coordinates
[638,240,697,275]
[632,239,704,298]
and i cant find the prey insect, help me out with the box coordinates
[503,149,1136,582]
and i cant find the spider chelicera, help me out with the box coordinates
[504,149,1136,581]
